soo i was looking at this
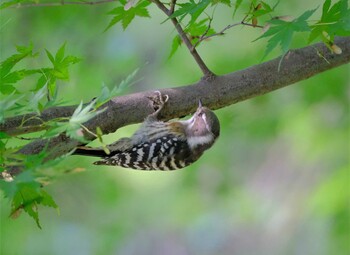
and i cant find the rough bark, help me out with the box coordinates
[1,36,350,176]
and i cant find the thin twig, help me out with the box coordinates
[151,0,214,78]
[151,0,169,15]
[13,0,117,8]
[169,0,176,14]
[241,21,264,28]
[80,124,97,138]
[192,17,213,49]
[193,21,263,49]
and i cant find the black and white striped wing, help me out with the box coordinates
[94,135,192,170]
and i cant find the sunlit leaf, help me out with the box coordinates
[0,93,24,122]
[255,8,316,58]
[106,0,150,31]
[309,0,350,43]
[169,0,211,26]
[28,84,48,114]
[169,35,182,59]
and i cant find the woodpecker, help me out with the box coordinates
[74,92,220,170]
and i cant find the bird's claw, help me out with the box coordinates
[147,91,169,118]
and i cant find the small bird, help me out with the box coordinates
[74,92,220,170]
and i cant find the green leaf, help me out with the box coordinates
[95,68,139,109]
[170,1,195,19]
[1,69,40,89]
[28,84,48,114]
[0,92,24,122]
[55,43,66,63]
[233,0,243,17]
[255,8,316,58]
[0,131,11,139]
[122,12,136,29]
[40,189,59,210]
[169,0,211,26]
[0,84,16,94]
[40,45,80,97]
[245,1,279,22]
[185,18,216,46]
[70,100,99,124]
[106,0,150,31]
[106,7,124,31]
[0,43,39,88]
[1,171,40,228]
[0,42,36,76]
[169,35,182,59]
[309,0,350,43]
[45,49,55,65]
[44,99,106,142]
[119,68,139,90]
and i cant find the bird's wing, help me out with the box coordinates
[93,135,192,170]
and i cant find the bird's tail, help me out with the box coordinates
[73,146,109,158]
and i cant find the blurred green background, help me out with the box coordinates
[0,1,349,255]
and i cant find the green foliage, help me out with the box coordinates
[0,43,80,227]
[252,0,349,57]
[0,41,140,227]
[186,18,216,44]
[40,43,81,98]
[0,93,23,122]
[169,0,211,26]
[254,9,316,59]
[43,100,106,143]
[95,68,139,108]
[0,42,80,120]
[233,0,244,17]
[0,169,59,229]
[106,0,151,31]
[309,0,350,43]
[0,146,62,228]
[169,35,182,59]
[3,0,346,59]
[0,43,38,94]
[169,18,216,58]
[0,42,80,98]
[246,1,279,21]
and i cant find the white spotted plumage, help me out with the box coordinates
[74,93,220,170]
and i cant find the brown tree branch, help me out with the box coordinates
[2,37,350,177]
[151,0,214,78]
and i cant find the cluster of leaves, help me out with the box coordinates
[106,0,151,31]
[2,0,348,59]
[309,0,350,51]
[106,0,349,59]
[0,43,80,118]
[255,0,349,58]
[0,152,59,229]
[0,43,79,227]
[0,43,138,227]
